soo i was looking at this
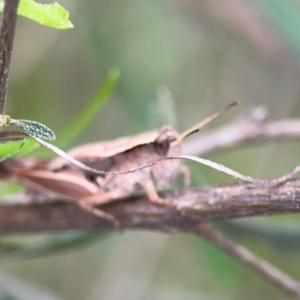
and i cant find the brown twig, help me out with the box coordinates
[191,223,300,299]
[0,0,19,114]
[183,106,300,156]
[2,178,300,233]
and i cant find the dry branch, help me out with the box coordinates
[183,106,300,156]
[2,178,300,233]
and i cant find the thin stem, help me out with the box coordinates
[183,106,300,156]
[0,0,19,114]
[192,223,300,299]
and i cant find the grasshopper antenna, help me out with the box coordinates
[175,102,238,145]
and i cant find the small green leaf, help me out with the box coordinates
[12,119,56,141]
[0,0,73,30]
[57,66,120,149]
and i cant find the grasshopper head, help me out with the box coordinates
[151,102,237,187]
[151,126,182,187]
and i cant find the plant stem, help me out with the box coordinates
[0,0,19,114]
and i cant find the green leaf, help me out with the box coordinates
[11,119,56,141]
[57,66,120,149]
[0,0,73,30]
[0,139,39,159]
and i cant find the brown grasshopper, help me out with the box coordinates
[0,102,237,227]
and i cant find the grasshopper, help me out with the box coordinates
[0,102,237,227]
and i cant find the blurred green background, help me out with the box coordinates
[2,0,300,299]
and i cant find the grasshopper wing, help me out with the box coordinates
[48,127,177,171]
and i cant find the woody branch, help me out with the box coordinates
[2,178,300,233]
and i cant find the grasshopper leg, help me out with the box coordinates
[78,190,127,228]
[78,200,120,228]
[141,180,179,209]
[179,165,190,187]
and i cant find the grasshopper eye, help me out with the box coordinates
[154,136,170,156]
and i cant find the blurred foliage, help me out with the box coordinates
[56,66,120,150]
[1,0,300,299]
[1,232,107,262]
[254,0,300,60]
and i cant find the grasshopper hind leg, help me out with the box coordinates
[78,190,128,228]
[78,200,120,228]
